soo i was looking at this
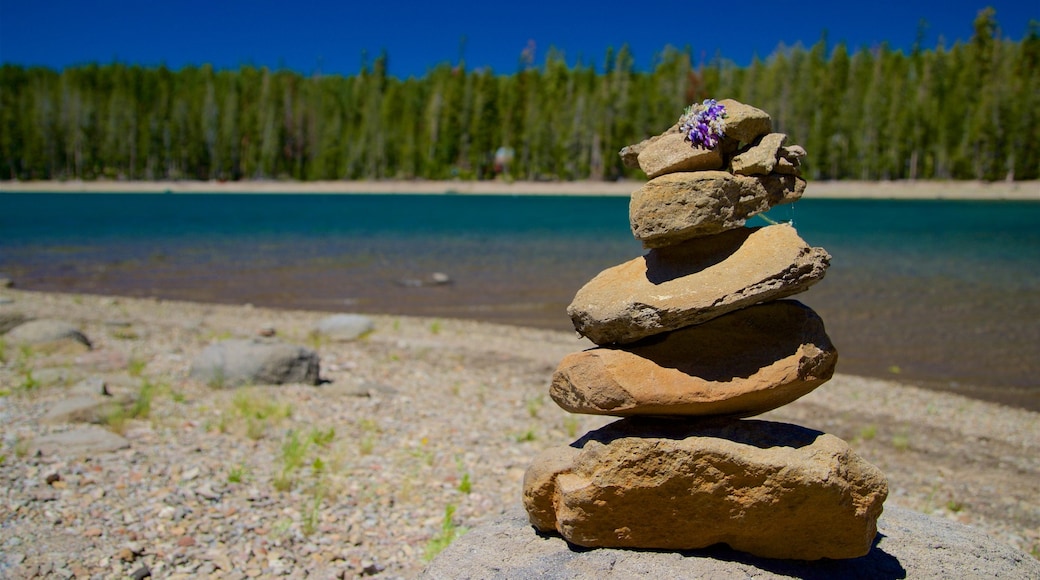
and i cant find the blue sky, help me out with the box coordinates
[0,1,1036,77]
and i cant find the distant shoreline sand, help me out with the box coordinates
[2,179,1038,200]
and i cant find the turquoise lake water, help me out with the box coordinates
[1,192,1038,410]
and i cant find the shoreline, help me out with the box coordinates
[1,287,1037,576]
[2,178,1038,200]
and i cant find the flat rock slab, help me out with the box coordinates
[569,224,830,345]
[629,171,805,247]
[29,426,130,457]
[189,338,320,387]
[551,301,836,417]
[40,395,131,425]
[314,314,375,341]
[636,132,724,179]
[420,505,1040,579]
[523,418,887,560]
[4,319,91,351]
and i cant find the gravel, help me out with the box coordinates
[1,289,1037,578]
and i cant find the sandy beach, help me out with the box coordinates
[2,178,1038,200]
[0,288,1037,578]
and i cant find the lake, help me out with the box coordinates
[2,192,1038,410]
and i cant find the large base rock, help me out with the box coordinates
[523,418,887,560]
[551,301,836,417]
[568,224,830,345]
[420,506,1040,579]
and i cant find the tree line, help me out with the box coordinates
[1,9,1036,183]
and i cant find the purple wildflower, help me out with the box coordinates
[678,99,727,150]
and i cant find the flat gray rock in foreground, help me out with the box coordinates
[420,506,1040,579]
[4,319,91,350]
[314,314,375,341]
[29,426,130,457]
[189,338,320,387]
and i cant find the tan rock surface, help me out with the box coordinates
[569,224,830,345]
[718,99,772,144]
[618,121,679,169]
[635,132,725,179]
[731,133,787,176]
[551,301,836,417]
[629,171,805,247]
[523,417,889,560]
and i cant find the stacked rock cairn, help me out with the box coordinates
[522,99,889,560]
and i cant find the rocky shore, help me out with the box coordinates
[1,288,1038,578]
[1,178,1037,200]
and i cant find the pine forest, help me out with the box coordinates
[1,10,1037,183]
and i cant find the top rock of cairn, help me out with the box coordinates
[620,99,806,248]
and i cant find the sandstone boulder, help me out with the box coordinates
[569,224,830,345]
[551,301,836,417]
[630,171,805,247]
[4,319,91,352]
[189,339,320,387]
[523,418,888,560]
[731,133,787,176]
[775,144,806,176]
[314,314,375,341]
[421,506,1040,579]
[718,99,772,144]
[618,122,680,169]
[635,132,724,179]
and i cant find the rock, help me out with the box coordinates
[618,122,680,169]
[718,99,772,144]
[635,132,725,179]
[731,133,787,176]
[629,171,805,247]
[70,376,111,396]
[0,276,12,288]
[40,395,133,425]
[421,505,1040,579]
[4,319,91,351]
[314,314,375,341]
[523,418,888,559]
[551,301,836,417]
[0,309,30,334]
[569,225,830,345]
[775,145,805,176]
[189,339,320,387]
[29,426,130,456]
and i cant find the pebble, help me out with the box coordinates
[0,289,1035,578]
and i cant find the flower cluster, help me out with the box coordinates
[678,99,727,150]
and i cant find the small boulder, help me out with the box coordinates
[4,319,92,351]
[40,395,132,425]
[29,426,130,456]
[629,171,805,248]
[718,99,772,144]
[731,133,787,176]
[551,301,836,417]
[636,132,725,179]
[569,224,830,345]
[314,314,375,341]
[0,309,30,334]
[775,145,806,176]
[523,418,888,560]
[189,339,320,388]
[618,121,680,169]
